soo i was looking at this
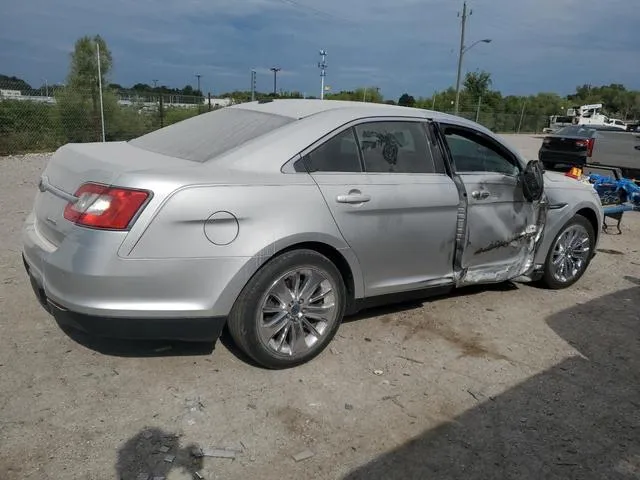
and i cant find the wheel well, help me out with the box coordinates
[278,241,356,310]
[576,207,599,240]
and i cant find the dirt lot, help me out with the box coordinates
[1,147,639,480]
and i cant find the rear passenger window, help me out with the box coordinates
[354,122,435,173]
[303,129,362,173]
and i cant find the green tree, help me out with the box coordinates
[326,87,383,103]
[59,35,115,142]
[0,74,33,91]
[463,70,492,102]
[398,93,416,107]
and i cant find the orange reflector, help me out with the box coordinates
[565,166,583,180]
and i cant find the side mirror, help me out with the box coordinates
[522,159,544,202]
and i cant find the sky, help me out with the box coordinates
[1,0,638,99]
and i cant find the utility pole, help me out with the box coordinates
[96,42,105,142]
[250,69,257,101]
[454,1,469,115]
[195,74,202,94]
[152,79,158,88]
[517,100,527,133]
[318,50,327,100]
[270,67,281,96]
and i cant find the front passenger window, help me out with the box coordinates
[443,129,519,175]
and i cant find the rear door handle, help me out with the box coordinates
[471,190,490,200]
[336,192,371,204]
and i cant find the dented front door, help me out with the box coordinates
[438,125,545,285]
[457,172,542,284]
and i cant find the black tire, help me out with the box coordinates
[540,214,595,290]
[227,249,346,369]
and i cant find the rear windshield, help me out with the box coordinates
[129,108,294,162]
[555,126,595,137]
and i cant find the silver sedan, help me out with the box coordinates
[22,100,603,368]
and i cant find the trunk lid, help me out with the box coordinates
[34,141,195,246]
[544,135,587,153]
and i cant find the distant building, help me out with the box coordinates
[0,89,22,99]
[203,97,233,108]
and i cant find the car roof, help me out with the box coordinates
[231,98,467,125]
[210,99,523,173]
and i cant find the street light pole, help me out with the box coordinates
[250,69,257,102]
[270,67,281,96]
[453,2,492,116]
[318,50,327,100]
[454,1,469,115]
[195,74,202,94]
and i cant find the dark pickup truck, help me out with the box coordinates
[539,127,640,180]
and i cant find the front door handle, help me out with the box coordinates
[471,190,491,200]
[336,191,371,204]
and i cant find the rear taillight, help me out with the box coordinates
[575,138,595,157]
[63,183,150,230]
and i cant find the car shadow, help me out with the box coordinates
[57,322,216,358]
[57,282,519,363]
[343,277,640,479]
[343,281,519,324]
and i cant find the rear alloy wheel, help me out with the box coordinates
[541,215,595,289]
[227,249,346,369]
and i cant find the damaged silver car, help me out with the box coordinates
[22,99,603,368]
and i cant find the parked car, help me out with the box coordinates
[22,100,603,369]
[607,118,628,131]
[538,125,599,170]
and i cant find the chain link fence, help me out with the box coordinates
[1,82,548,155]
[434,101,548,135]
[0,82,228,155]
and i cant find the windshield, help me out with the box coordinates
[553,116,574,124]
[129,108,294,162]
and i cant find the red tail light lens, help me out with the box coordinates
[63,183,150,230]
[575,138,595,157]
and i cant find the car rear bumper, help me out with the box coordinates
[538,150,587,166]
[23,253,226,341]
[20,211,261,341]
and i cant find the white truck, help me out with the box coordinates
[544,104,628,133]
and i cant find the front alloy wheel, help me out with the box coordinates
[541,215,595,289]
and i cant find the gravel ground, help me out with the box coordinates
[1,148,639,480]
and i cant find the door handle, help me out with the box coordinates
[471,190,491,200]
[336,192,371,204]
